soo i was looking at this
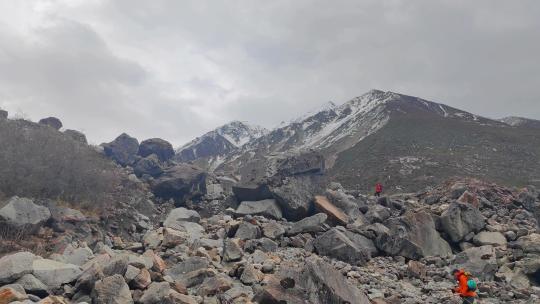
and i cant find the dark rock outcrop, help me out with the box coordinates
[376,211,452,259]
[440,202,485,243]
[151,164,207,202]
[102,133,139,166]
[138,138,174,162]
[38,117,62,130]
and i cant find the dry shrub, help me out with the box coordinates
[0,118,120,208]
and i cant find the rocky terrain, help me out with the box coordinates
[1,96,540,304]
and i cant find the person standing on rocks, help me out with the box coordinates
[452,269,477,304]
[374,183,383,197]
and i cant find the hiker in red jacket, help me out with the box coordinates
[374,183,383,197]
[452,269,477,304]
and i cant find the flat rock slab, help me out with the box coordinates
[235,199,283,220]
[32,259,82,288]
[314,195,349,225]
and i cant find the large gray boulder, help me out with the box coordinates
[235,199,283,220]
[325,189,362,218]
[164,207,201,226]
[287,213,328,236]
[133,154,163,177]
[232,184,273,202]
[151,164,207,202]
[274,151,325,177]
[164,257,209,281]
[453,245,498,280]
[102,133,139,166]
[440,202,485,243]
[0,252,36,284]
[139,282,171,304]
[15,274,49,297]
[138,138,174,161]
[38,117,62,130]
[376,211,452,259]
[313,227,374,265]
[0,197,51,232]
[92,274,133,304]
[235,222,261,240]
[254,257,369,304]
[32,258,82,288]
[302,258,371,304]
[473,231,507,246]
[271,175,322,221]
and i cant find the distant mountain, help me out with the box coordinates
[174,121,267,170]
[209,90,540,191]
[499,116,540,129]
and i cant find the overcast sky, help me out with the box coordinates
[0,1,539,146]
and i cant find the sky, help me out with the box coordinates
[0,0,539,146]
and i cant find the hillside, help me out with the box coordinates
[175,121,267,170]
[208,90,540,192]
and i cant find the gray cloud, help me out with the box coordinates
[0,0,539,146]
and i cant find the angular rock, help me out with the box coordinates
[302,258,371,304]
[102,133,139,166]
[132,268,151,290]
[15,274,48,297]
[75,262,104,292]
[138,138,175,161]
[314,228,373,265]
[0,285,28,303]
[197,274,233,297]
[134,154,163,178]
[0,109,7,119]
[151,164,207,201]
[232,184,273,202]
[376,211,452,259]
[162,227,188,247]
[92,274,133,304]
[32,259,82,288]
[287,213,328,236]
[453,245,498,280]
[234,222,261,240]
[38,117,63,130]
[164,257,208,281]
[511,233,540,253]
[325,189,363,218]
[365,205,391,223]
[139,282,170,304]
[473,231,507,246]
[313,195,349,225]
[262,221,286,239]
[0,252,35,284]
[164,208,201,226]
[240,264,264,285]
[223,238,243,262]
[235,199,283,220]
[271,175,321,221]
[440,202,485,243]
[0,196,51,232]
[62,245,94,266]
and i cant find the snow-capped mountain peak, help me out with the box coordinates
[175,121,268,168]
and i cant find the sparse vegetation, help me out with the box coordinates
[0,118,120,208]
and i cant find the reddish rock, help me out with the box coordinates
[314,195,349,225]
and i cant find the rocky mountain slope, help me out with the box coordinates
[175,121,268,170]
[500,116,540,129]
[1,106,540,304]
[209,90,540,192]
